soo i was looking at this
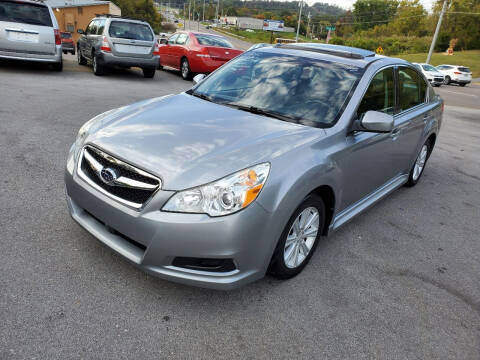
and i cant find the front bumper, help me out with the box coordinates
[98,51,159,69]
[64,147,276,289]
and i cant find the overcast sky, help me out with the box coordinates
[310,0,437,11]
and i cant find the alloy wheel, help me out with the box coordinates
[283,207,319,269]
[182,60,189,78]
[412,144,428,181]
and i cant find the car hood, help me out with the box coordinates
[425,71,444,77]
[85,93,323,190]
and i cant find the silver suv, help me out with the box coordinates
[65,44,443,289]
[77,15,159,78]
[0,0,62,71]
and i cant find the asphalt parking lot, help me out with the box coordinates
[1,57,479,360]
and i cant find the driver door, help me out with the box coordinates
[337,67,399,211]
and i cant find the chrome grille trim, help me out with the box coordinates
[77,145,161,209]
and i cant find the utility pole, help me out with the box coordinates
[203,0,205,22]
[215,0,219,24]
[307,12,311,39]
[183,3,186,29]
[295,0,304,43]
[427,0,448,63]
[188,0,191,30]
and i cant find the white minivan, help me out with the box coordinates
[0,0,63,71]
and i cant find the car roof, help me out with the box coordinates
[256,43,409,69]
[96,15,148,24]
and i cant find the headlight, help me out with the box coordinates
[162,163,270,216]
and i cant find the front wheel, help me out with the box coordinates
[181,58,192,80]
[405,140,431,187]
[444,76,451,85]
[268,195,325,279]
[77,49,86,65]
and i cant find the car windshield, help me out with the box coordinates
[191,50,363,127]
[195,34,233,48]
[0,1,52,27]
[422,64,438,72]
[108,21,153,41]
[61,32,72,39]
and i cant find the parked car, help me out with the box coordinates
[61,31,75,55]
[65,44,443,289]
[158,31,243,79]
[436,64,472,86]
[77,15,159,78]
[412,63,444,86]
[0,0,62,71]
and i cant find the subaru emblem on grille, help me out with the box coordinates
[100,167,118,185]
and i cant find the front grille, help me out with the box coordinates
[78,145,161,209]
[434,77,443,82]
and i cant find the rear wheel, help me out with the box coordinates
[181,58,192,80]
[77,49,86,65]
[444,76,451,85]
[143,67,155,78]
[92,54,104,76]
[405,140,432,187]
[51,60,63,72]
[268,195,325,279]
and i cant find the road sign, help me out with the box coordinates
[326,26,335,31]
[376,46,384,54]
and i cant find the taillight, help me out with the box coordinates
[454,71,461,74]
[153,43,160,56]
[54,29,61,45]
[100,36,111,52]
[196,47,210,58]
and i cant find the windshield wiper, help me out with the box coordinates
[223,102,300,123]
[190,91,215,103]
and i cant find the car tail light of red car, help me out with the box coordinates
[100,36,111,52]
[153,43,160,56]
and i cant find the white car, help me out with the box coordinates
[436,64,472,86]
[412,63,444,87]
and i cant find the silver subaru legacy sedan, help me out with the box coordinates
[65,44,443,289]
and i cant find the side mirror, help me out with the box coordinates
[360,111,394,133]
[159,38,168,44]
[77,29,84,34]
[193,73,206,85]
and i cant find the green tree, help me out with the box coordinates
[352,0,398,31]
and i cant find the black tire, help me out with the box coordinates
[71,50,75,55]
[180,58,192,80]
[62,51,67,55]
[268,195,325,279]
[77,48,87,65]
[459,83,466,87]
[405,139,432,187]
[444,76,451,85]
[92,53,104,76]
[143,67,155,78]
[51,60,63,72]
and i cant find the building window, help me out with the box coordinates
[78,7,83,15]
[66,23,74,32]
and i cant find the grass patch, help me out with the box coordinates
[396,50,480,78]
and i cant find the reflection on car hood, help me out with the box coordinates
[425,71,444,77]
[85,93,322,190]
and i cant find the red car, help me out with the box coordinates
[60,32,75,55]
[158,31,243,80]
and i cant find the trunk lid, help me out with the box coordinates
[205,46,243,61]
[108,20,154,58]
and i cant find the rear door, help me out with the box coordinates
[81,19,96,59]
[170,32,188,68]
[0,0,55,55]
[108,20,154,59]
[159,33,178,67]
[392,66,432,173]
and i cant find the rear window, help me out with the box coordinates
[195,34,233,48]
[108,21,153,41]
[0,1,52,27]
[61,32,72,39]
[458,67,471,73]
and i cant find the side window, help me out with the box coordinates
[86,20,97,35]
[176,33,188,45]
[168,34,179,44]
[357,67,395,118]
[398,67,427,111]
[96,19,106,35]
